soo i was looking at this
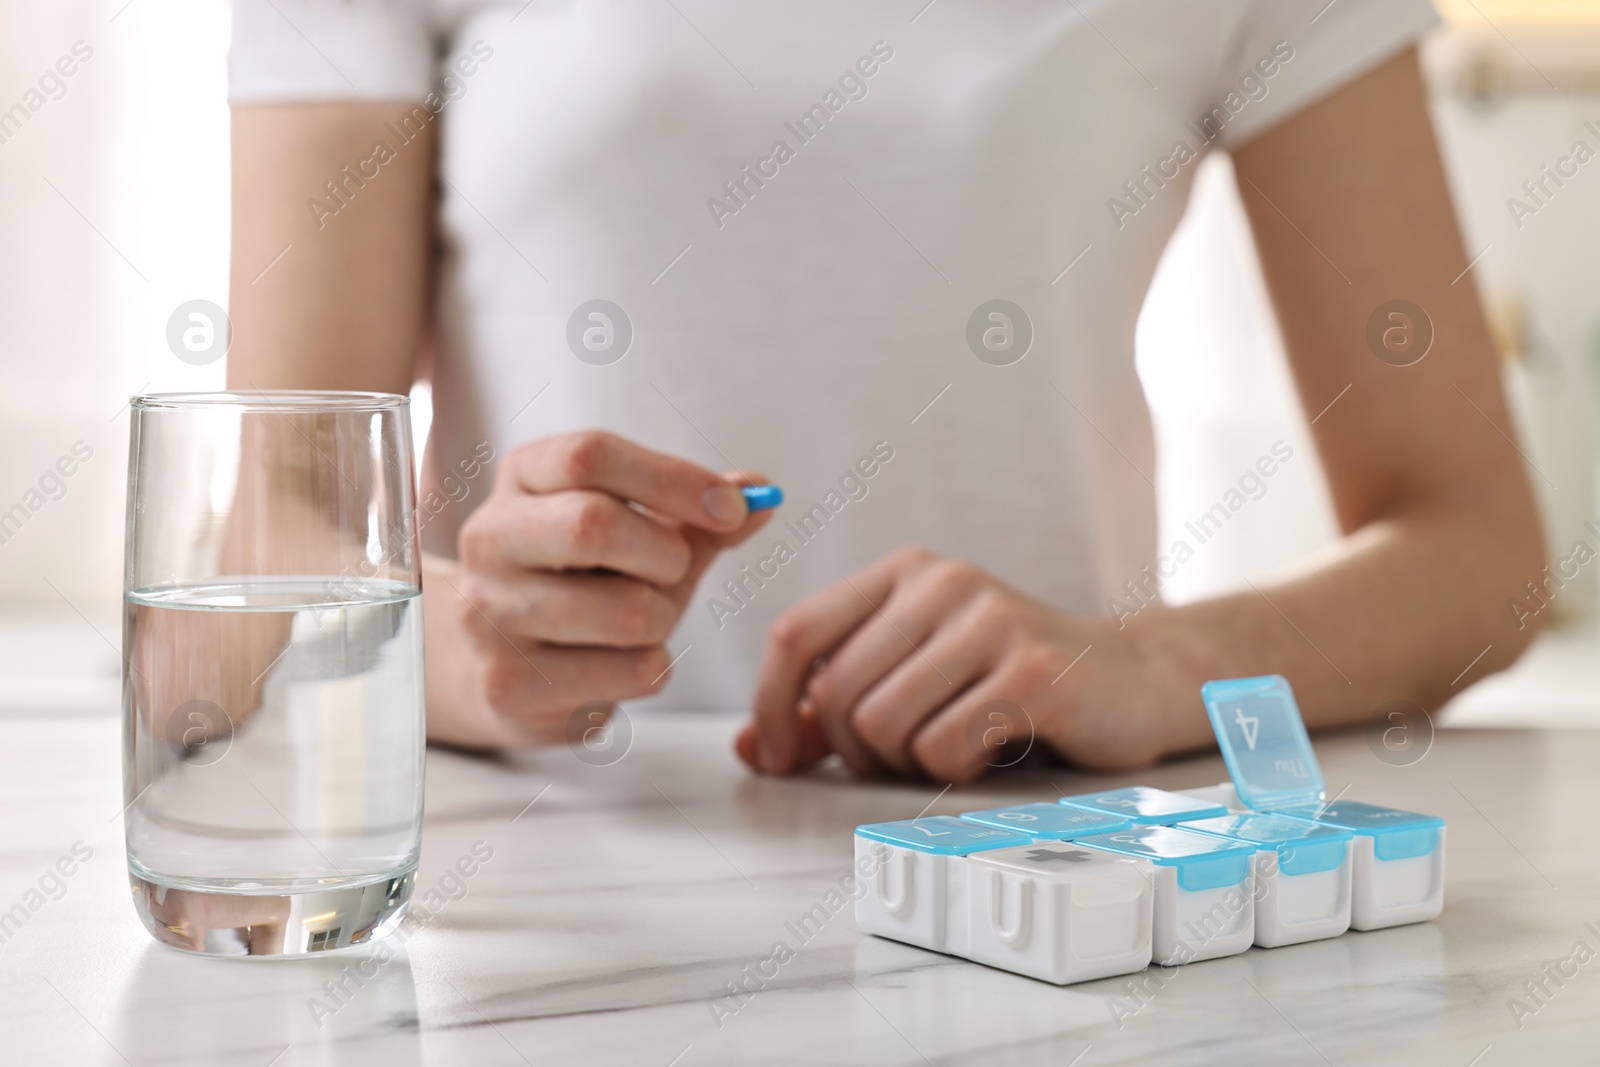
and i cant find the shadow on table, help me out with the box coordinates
[107,938,423,1065]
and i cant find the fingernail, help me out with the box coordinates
[758,736,780,774]
[703,483,745,526]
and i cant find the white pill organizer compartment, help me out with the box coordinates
[853,817,1033,956]
[1074,825,1257,965]
[1200,675,1446,931]
[965,843,1153,985]
[1180,812,1354,947]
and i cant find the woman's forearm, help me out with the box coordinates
[1128,494,1544,756]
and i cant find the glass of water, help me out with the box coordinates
[123,392,424,956]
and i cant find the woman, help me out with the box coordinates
[226,0,1543,782]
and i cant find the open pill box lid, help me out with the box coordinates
[1199,674,1326,811]
[1272,800,1444,860]
[1058,786,1227,825]
[855,816,1034,855]
[961,802,1134,839]
[1180,812,1352,876]
[1074,825,1255,891]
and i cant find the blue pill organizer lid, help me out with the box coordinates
[1074,825,1255,891]
[1274,800,1444,861]
[1200,675,1325,811]
[855,816,1034,855]
[961,802,1133,839]
[1059,786,1227,825]
[1180,812,1352,876]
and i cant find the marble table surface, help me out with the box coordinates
[1,710,1596,1066]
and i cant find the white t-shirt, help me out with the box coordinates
[231,0,1437,710]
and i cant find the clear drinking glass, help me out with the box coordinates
[122,392,424,956]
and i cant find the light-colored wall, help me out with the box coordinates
[0,0,231,612]
[1426,29,1600,621]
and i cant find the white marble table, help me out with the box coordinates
[1,710,1594,1066]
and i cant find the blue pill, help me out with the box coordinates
[741,485,783,511]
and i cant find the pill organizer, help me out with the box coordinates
[853,674,1447,985]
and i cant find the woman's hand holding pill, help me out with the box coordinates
[738,546,1181,783]
[423,430,773,748]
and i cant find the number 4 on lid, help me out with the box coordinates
[1199,675,1326,811]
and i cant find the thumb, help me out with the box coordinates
[669,472,777,598]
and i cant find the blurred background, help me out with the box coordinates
[1,0,1597,726]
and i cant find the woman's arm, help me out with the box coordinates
[1171,44,1546,731]
[742,45,1546,780]
[228,102,433,394]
